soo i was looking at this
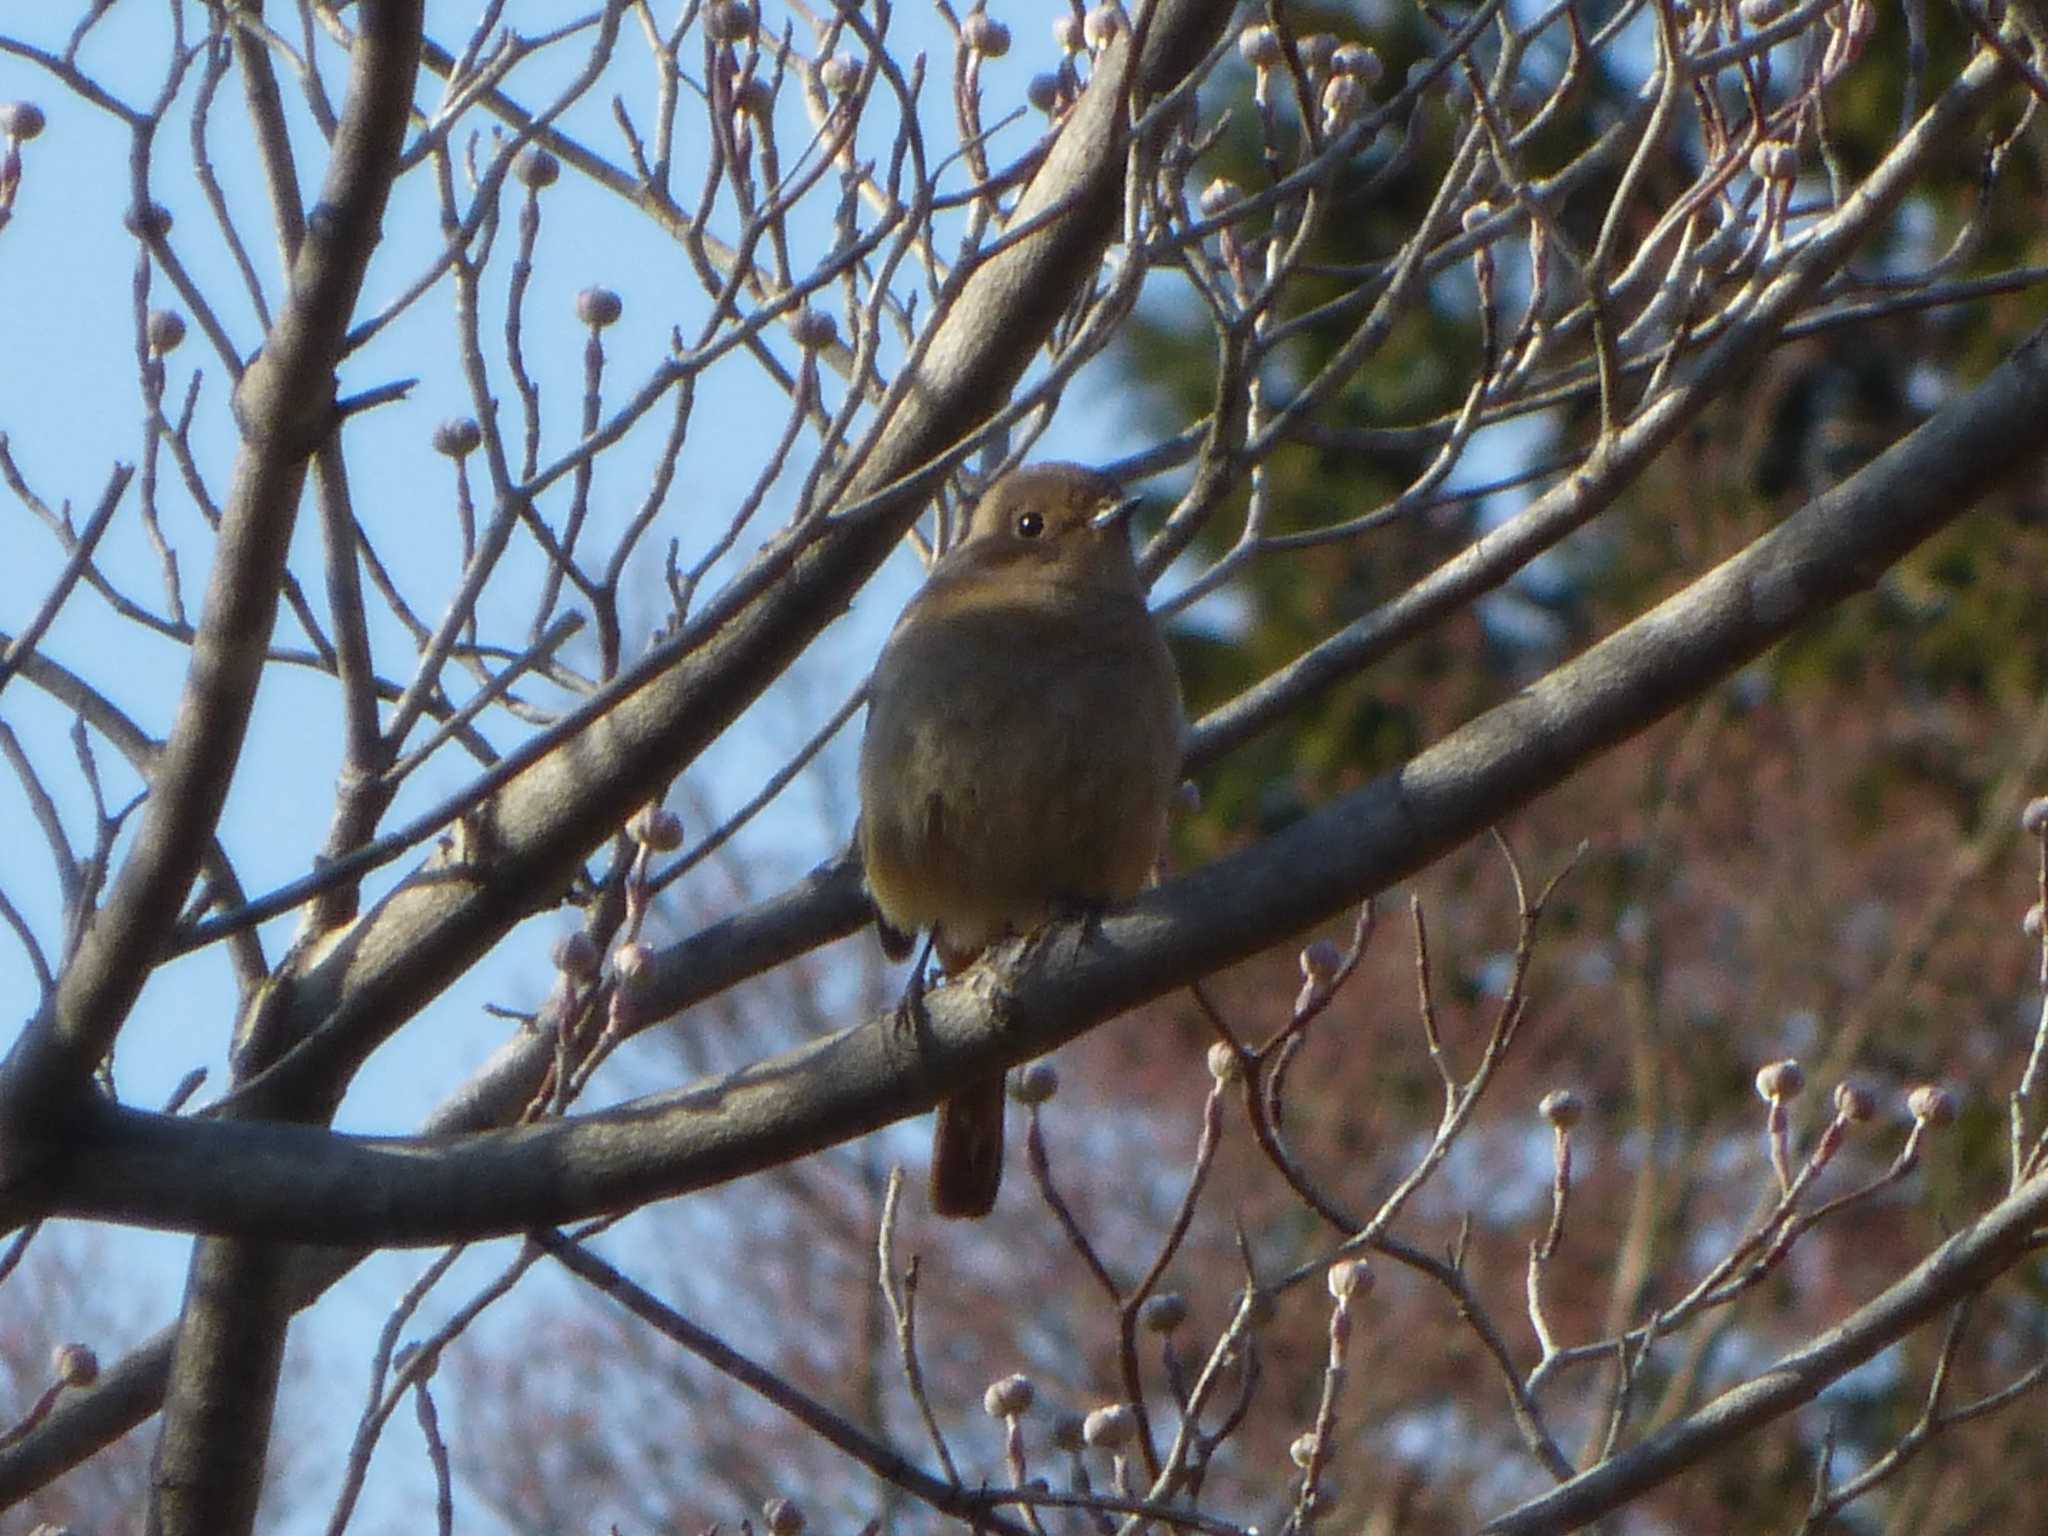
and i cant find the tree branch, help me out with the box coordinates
[18,316,2048,1244]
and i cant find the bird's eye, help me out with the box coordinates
[1015,511,1045,539]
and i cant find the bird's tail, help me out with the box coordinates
[930,1076,1006,1218]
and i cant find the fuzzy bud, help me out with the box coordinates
[761,1497,805,1536]
[1299,939,1342,988]
[1238,24,1283,70]
[1010,1061,1059,1104]
[146,308,187,355]
[1198,177,1240,220]
[629,803,684,851]
[2027,903,2046,940]
[963,13,1011,56]
[53,1343,99,1388]
[1833,1080,1875,1123]
[1539,1088,1583,1130]
[1907,1084,1956,1126]
[1298,33,1339,75]
[553,931,601,981]
[1326,1257,1372,1303]
[1755,1058,1805,1102]
[1331,43,1383,84]
[1053,13,1086,53]
[1050,1412,1086,1451]
[818,54,863,95]
[1289,1431,1319,1467]
[1749,140,1799,181]
[732,75,774,119]
[1462,201,1496,234]
[612,940,653,981]
[432,417,482,457]
[1026,73,1063,113]
[705,0,757,43]
[577,286,623,328]
[0,102,46,140]
[125,201,173,239]
[790,307,839,350]
[1207,1041,1243,1084]
[1083,3,1127,51]
[514,146,560,189]
[2022,796,2048,836]
[984,1373,1035,1417]
[1139,1292,1188,1333]
[1082,1403,1135,1448]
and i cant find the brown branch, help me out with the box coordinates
[21,310,2048,1246]
[1478,1174,2048,1533]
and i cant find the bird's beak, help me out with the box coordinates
[1091,493,1145,532]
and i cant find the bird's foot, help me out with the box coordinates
[890,933,938,1037]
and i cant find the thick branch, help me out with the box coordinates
[20,318,2048,1244]
[199,0,1238,1126]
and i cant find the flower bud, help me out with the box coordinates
[1299,939,1342,987]
[1207,1041,1243,1084]
[1331,43,1383,84]
[1907,1084,1955,1126]
[1289,1431,1319,1467]
[629,803,684,851]
[146,308,187,354]
[1298,33,1338,75]
[732,75,774,119]
[1539,1088,1583,1129]
[1082,1403,1135,1448]
[1326,1257,1372,1303]
[1053,13,1086,53]
[2027,903,2046,940]
[984,1373,1035,1417]
[761,1497,805,1536]
[1198,178,1239,221]
[1050,1412,1087,1451]
[963,13,1011,57]
[1010,1061,1059,1104]
[433,417,482,457]
[1749,140,1799,181]
[1833,1080,1874,1122]
[1083,3,1127,51]
[1139,1292,1188,1333]
[790,307,839,350]
[0,102,46,140]
[577,286,623,328]
[818,54,863,95]
[1462,201,1496,234]
[53,1343,99,1388]
[613,940,653,981]
[125,201,173,239]
[514,146,560,189]
[1755,1059,1805,1102]
[553,931,601,980]
[1238,24,1283,69]
[705,0,757,43]
[2022,796,2048,836]
[1026,73,1063,113]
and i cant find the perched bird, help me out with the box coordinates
[857,462,1185,1218]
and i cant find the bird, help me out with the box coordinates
[857,462,1185,1218]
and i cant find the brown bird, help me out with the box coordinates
[857,462,1184,1218]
